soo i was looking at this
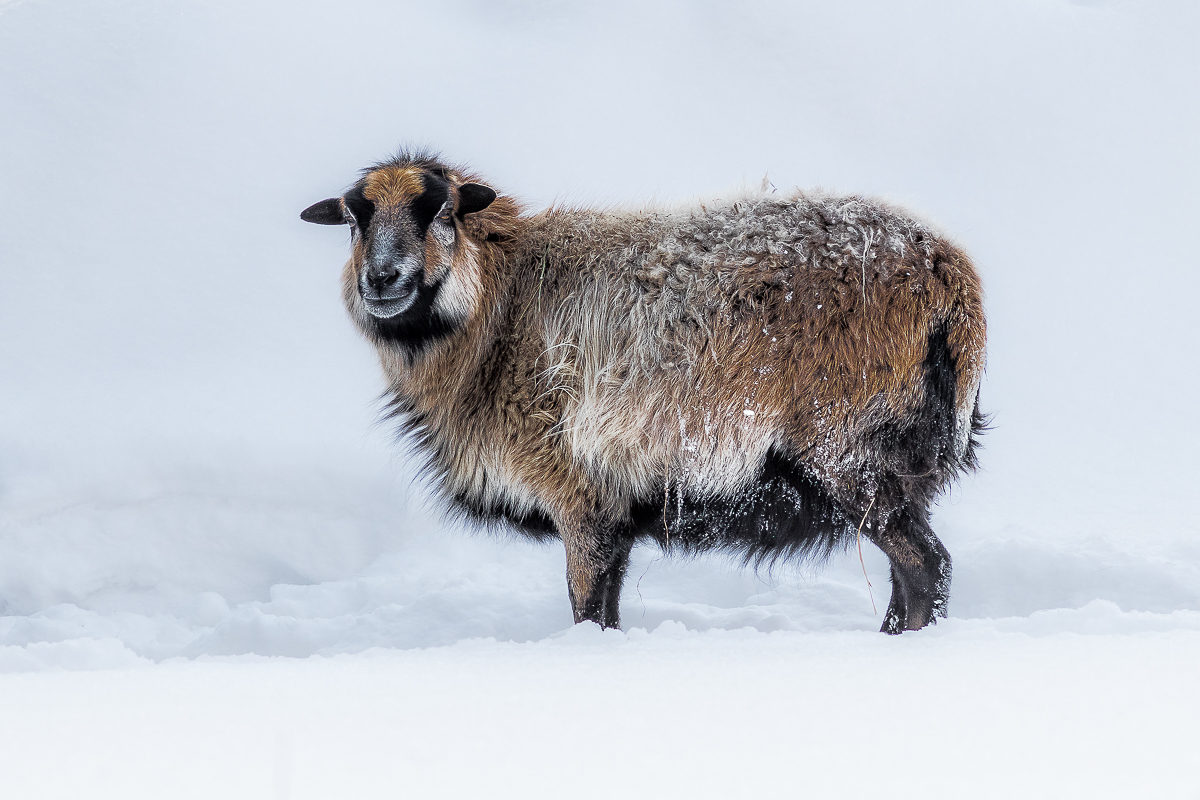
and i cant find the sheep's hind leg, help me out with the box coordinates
[561,522,634,629]
[879,566,909,635]
[866,504,951,634]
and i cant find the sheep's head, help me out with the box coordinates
[302,155,497,350]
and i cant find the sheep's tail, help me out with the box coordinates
[935,302,988,473]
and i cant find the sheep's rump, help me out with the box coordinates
[627,317,985,566]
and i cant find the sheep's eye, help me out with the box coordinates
[343,193,374,232]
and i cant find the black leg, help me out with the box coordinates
[866,504,951,633]
[595,536,633,628]
[880,566,907,635]
[562,523,634,629]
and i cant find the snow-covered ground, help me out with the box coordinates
[1,0,1198,796]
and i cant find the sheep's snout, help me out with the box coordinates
[360,256,419,319]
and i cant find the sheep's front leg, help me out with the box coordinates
[560,521,633,629]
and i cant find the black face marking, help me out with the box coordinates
[343,183,375,233]
[409,172,450,238]
[300,198,345,225]
[456,183,497,217]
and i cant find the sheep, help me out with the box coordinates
[300,150,987,634]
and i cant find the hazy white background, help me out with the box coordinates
[1,0,1198,797]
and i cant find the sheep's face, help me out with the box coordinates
[302,164,496,348]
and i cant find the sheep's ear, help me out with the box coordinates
[456,184,497,218]
[300,198,346,225]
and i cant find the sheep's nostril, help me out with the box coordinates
[367,266,400,292]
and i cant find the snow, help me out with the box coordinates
[5,627,1200,799]
[1,0,1199,796]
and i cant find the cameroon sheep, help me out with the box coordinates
[301,151,987,634]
